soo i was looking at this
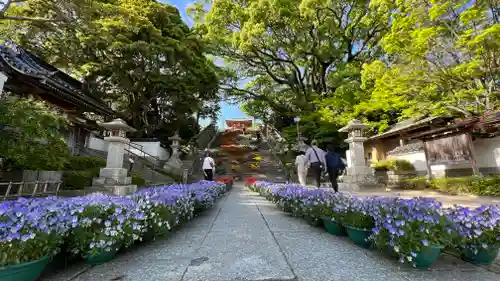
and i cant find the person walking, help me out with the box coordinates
[295,150,308,186]
[305,140,326,187]
[202,153,215,181]
[325,145,345,192]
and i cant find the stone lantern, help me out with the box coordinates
[339,119,378,189]
[90,118,138,195]
[164,132,183,171]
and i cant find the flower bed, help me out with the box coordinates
[0,180,227,281]
[250,181,500,268]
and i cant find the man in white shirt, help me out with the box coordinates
[202,153,215,181]
[305,140,326,187]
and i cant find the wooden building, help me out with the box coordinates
[0,42,115,155]
[364,115,500,178]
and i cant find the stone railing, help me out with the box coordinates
[186,123,219,181]
[260,125,292,182]
[193,123,218,150]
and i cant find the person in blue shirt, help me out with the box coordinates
[325,145,345,192]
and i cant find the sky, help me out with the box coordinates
[159,0,254,128]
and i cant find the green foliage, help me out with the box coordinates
[130,172,146,187]
[199,0,499,142]
[429,176,500,196]
[1,0,221,143]
[342,211,374,230]
[65,156,105,171]
[0,97,69,171]
[398,177,428,190]
[62,170,97,190]
[371,159,415,172]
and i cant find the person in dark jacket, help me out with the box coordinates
[325,145,345,192]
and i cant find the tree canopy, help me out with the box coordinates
[1,0,222,143]
[0,97,70,171]
[196,0,499,145]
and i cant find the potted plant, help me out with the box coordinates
[371,197,451,268]
[448,205,500,265]
[319,193,349,236]
[0,198,68,281]
[339,197,375,249]
[67,195,140,265]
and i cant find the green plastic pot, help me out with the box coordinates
[461,246,499,265]
[281,203,293,213]
[345,225,373,249]
[85,245,121,265]
[304,216,323,227]
[322,218,347,236]
[0,256,50,281]
[413,245,443,269]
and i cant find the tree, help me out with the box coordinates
[359,0,499,123]
[197,0,390,141]
[0,97,70,171]
[2,0,221,143]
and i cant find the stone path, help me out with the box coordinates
[43,183,499,281]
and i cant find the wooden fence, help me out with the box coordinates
[0,180,61,201]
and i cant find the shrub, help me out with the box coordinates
[62,170,97,190]
[0,97,70,171]
[429,176,500,196]
[398,177,428,189]
[371,159,415,172]
[130,172,146,187]
[65,156,105,171]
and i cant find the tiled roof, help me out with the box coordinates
[387,142,424,155]
[0,42,114,116]
[369,116,439,140]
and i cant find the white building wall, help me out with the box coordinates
[390,152,427,173]
[473,136,500,169]
[87,135,169,160]
[388,136,500,177]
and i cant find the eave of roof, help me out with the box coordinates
[0,43,114,116]
[368,116,444,140]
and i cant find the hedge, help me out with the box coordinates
[398,175,500,196]
[65,156,106,171]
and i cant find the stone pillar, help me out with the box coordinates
[0,72,8,96]
[90,118,138,195]
[339,119,378,189]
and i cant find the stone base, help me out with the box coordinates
[92,176,132,186]
[86,184,137,196]
[93,168,132,185]
[343,166,379,189]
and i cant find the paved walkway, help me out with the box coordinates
[44,183,499,281]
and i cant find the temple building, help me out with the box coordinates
[0,42,115,155]
[363,115,500,178]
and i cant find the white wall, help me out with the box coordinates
[473,136,500,169]
[88,135,108,151]
[129,141,169,160]
[390,151,427,172]
[388,136,500,177]
[87,136,169,160]
[0,71,7,95]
